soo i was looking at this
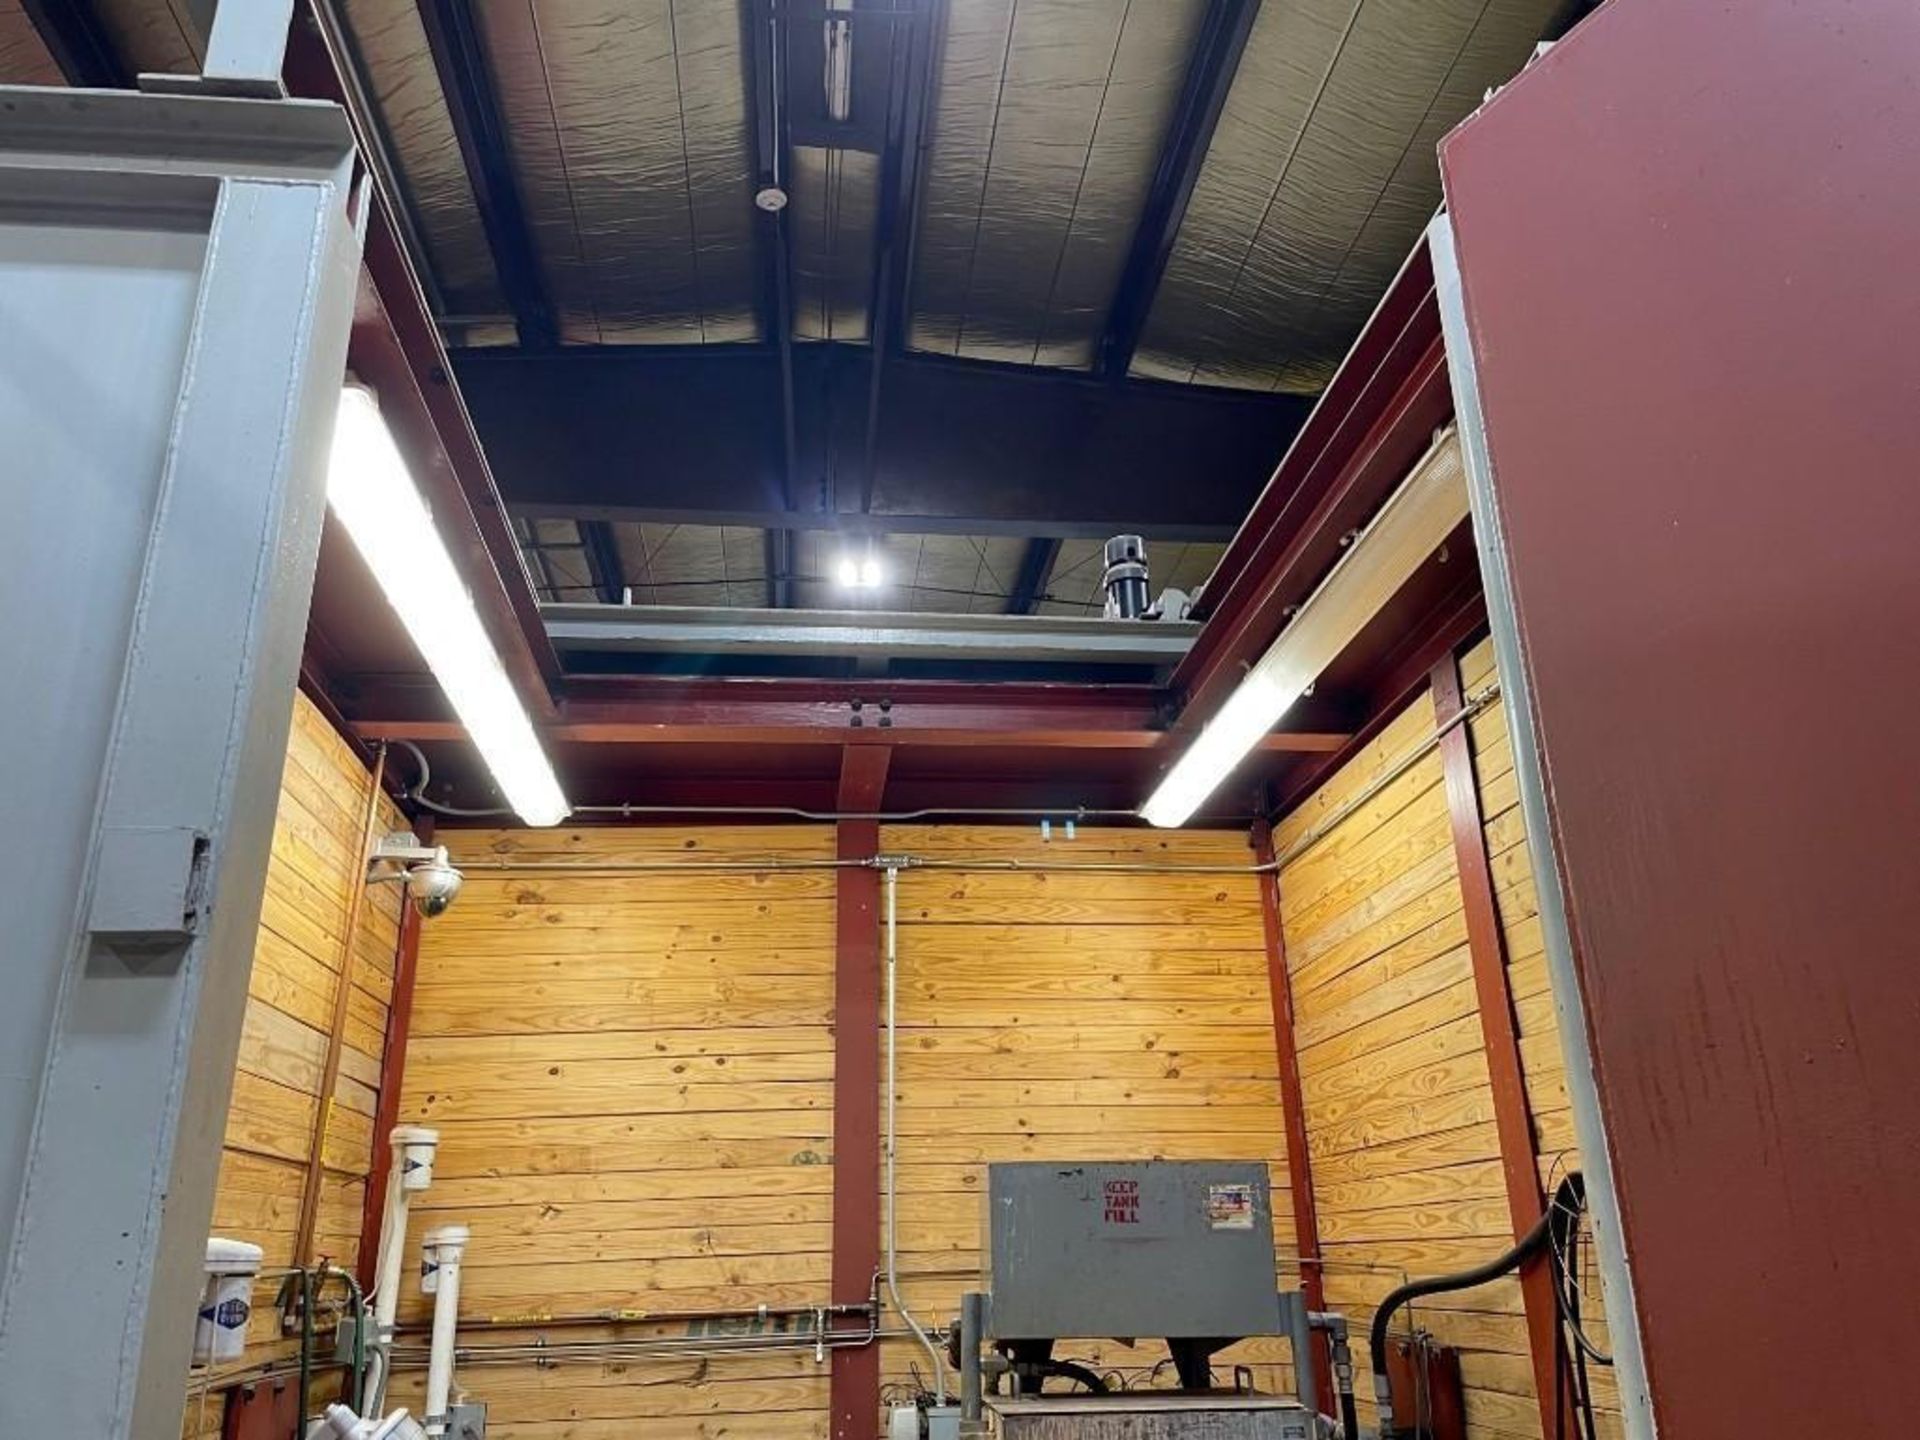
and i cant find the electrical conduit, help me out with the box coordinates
[883,861,949,1403]
[365,1127,439,1415]
[421,1224,470,1435]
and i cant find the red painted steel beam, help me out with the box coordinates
[830,748,890,1440]
[357,715,1349,754]
[344,677,1349,752]
[1177,243,1450,686]
[1266,576,1486,820]
[1175,337,1451,735]
[1430,658,1571,1439]
[282,5,560,717]
[357,815,431,1292]
[1249,820,1333,1409]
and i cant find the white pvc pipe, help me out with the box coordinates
[421,1224,469,1436]
[882,863,948,1402]
[366,1127,438,1414]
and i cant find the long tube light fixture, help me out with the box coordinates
[328,385,570,827]
[1142,433,1470,828]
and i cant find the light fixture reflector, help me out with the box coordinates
[1142,435,1470,828]
[328,385,570,827]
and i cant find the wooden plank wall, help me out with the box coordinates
[1457,639,1621,1438]
[1275,679,1538,1438]
[877,825,1303,1404]
[391,826,840,1440]
[182,692,403,1439]
[381,823,1304,1437]
[1275,640,1622,1440]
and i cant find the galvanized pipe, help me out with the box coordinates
[884,863,949,1402]
[447,854,1284,878]
[1280,1289,1320,1420]
[958,1291,985,1428]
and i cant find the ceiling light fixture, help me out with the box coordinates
[328,385,570,827]
[1141,435,1470,828]
[835,548,885,589]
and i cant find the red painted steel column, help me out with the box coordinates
[831,748,890,1440]
[1249,821,1333,1409]
[1429,658,1570,1438]
[358,814,432,1291]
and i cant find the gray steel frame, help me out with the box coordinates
[1427,213,1654,1439]
[0,84,362,1438]
[542,603,1199,669]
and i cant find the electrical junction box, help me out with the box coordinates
[888,1404,959,1440]
[982,1162,1280,1341]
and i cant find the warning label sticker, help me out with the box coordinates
[1207,1183,1255,1230]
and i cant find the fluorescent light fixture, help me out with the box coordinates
[823,8,854,124]
[859,556,883,588]
[836,556,861,587]
[328,385,570,827]
[1141,434,1470,828]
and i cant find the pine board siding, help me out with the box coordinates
[182,692,403,1439]
[1277,682,1538,1439]
[392,825,840,1439]
[875,826,1304,1406]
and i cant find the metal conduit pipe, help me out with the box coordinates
[389,1325,913,1369]
[393,1300,877,1334]
[884,862,949,1403]
[449,856,1282,877]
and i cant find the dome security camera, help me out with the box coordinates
[368,833,464,919]
[403,855,464,918]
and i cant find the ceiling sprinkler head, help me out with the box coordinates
[755,185,789,213]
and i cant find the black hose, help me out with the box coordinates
[1372,1173,1606,1436]
[1370,1210,1552,1435]
[1340,1386,1360,1440]
[1040,1359,1110,1394]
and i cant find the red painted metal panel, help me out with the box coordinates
[1440,1,1920,1431]
[830,749,889,1440]
[1430,659,1570,1440]
[1248,822,1332,1409]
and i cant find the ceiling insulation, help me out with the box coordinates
[789,145,879,343]
[474,1,761,345]
[1133,0,1560,392]
[0,1,61,84]
[338,0,504,319]
[515,523,1069,617]
[1038,539,1222,616]
[794,532,1031,615]
[613,523,770,609]
[89,0,199,73]
[516,517,597,602]
[908,0,1209,369]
